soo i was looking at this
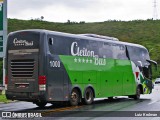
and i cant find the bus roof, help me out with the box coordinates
[9,29,147,50]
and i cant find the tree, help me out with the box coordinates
[67,20,71,24]
[41,16,44,21]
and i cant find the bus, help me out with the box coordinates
[5,29,157,107]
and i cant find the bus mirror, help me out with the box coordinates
[146,59,157,71]
[146,59,158,79]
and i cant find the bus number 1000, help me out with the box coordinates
[50,61,61,68]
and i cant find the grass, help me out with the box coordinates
[0,94,10,103]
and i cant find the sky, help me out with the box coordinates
[8,0,160,22]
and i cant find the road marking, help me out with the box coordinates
[42,105,82,116]
[148,100,157,105]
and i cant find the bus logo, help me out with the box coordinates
[13,38,33,46]
[71,42,106,66]
[71,42,97,58]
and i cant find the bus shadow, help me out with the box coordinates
[79,97,151,111]
[19,97,151,112]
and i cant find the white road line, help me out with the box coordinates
[148,100,158,105]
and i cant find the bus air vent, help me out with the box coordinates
[10,59,34,78]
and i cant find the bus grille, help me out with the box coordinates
[11,59,35,78]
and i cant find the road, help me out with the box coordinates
[1,85,160,120]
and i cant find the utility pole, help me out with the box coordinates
[153,0,158,20]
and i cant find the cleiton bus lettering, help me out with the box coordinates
[94,57,106,66]
[13,38,33,46]
[71,42,96,57]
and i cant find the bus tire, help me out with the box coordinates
[133,86,141,100]
[35,101,47,108]
[84,88,94,105]
[70,89,80,106]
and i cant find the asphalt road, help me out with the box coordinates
[1,85,160,120]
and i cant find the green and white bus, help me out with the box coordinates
[5,29,157,107]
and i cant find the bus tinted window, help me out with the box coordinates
[112,43,128,60]
[99,42,128,59]
[48,35,70,55]
[48,35,90,56]
[127,46,149,61]
[99,42,113,58]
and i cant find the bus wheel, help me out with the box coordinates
[35,101,47,108]
[70,89,80,106]
[133,87,141,100]
[84,88,94,105]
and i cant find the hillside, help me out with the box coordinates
[0,18,160,83]
[8,19,160,64]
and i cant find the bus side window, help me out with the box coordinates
[49,38,54,45]
[117,45,128,60]
[100,42,113,58]
[89,41,99,57]
[112,44,128,60]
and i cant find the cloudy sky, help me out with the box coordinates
[8,0,159,22]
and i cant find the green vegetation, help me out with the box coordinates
[8,19,160,63]
[0,94,9,103]
[0,18,160,84]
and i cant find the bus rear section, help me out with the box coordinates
[5,30,46,103]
